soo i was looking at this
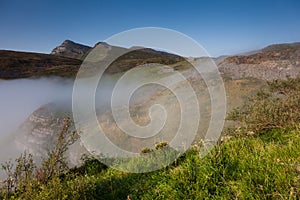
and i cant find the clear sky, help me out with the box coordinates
[1,0,300,57]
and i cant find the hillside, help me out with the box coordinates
[1,77,300,199]
[262,42,300,52]
[0,50,82,79]
[219,42,300,80]
[1,41,300,80]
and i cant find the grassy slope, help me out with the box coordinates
[1,100,299,199]
[25,128,300,200]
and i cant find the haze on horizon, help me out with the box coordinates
[1,0,300,57]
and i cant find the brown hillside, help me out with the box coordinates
[0,50,82,79]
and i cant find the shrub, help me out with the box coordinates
[0,117,78,199]
[228,76,300,133]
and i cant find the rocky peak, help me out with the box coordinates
[93,41,110,48]
[51,40,92,60]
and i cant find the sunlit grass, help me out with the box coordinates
[18,128,298,200]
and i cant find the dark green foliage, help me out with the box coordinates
[80,157,108,176]
[155,142,169,150]
[140,147,153,154]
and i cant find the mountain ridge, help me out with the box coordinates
[1,40,300,80]
[0,40,185,79]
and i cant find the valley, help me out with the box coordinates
[1,40,298,166]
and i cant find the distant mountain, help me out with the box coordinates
[2,40,300,80]
[52,40,184,73]
[51,40,92,60]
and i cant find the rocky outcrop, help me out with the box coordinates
[14,103,88,165]
[218,42,300,80]
[51,40,92,60]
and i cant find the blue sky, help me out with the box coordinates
[0,0,300,56]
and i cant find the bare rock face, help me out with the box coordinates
[14,103,88,165]
[51,40,92,60]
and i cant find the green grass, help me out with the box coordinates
[4,127,298,200]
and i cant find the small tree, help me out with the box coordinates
[1,160,15,198]
[36,117,78,184]
[0,116,78,198]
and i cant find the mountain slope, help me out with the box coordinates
[219,42,300,80]
[0,50,82,79]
